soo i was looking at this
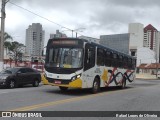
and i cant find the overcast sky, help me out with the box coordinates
[2,0,160,46]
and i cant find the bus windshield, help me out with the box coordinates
[46,48,83,68]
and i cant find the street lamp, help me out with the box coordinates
[61,27,85,38]
[72,28,85,38]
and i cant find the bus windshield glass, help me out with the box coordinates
[46,48,83,68]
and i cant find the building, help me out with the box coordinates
[136,47,156,66]
[25,23,45,60]
[78,36,100,44]
[143,24,160,62]
[143,24,159,51]
[137,63,160,75]
[100,33,129,54]
[50,30,67,39]
[128,23,144,56]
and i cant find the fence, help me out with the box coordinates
[3,60,44,73]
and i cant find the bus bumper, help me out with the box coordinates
[48,78,82,88]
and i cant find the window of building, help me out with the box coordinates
[131,51,136,56]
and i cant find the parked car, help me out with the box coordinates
[32,64,43,72]
[0,67,41,88]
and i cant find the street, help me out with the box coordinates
[0,79,160,119]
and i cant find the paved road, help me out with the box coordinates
[0,79,160,120]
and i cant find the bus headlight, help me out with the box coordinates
[76,74,81,79]
[71,74,81,81]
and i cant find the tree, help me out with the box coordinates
[3,32,13,54]
[7,41,25,66]
[4,32,13,41]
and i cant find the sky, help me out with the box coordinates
[2,0,160,46]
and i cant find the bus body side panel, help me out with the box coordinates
[81,66,135,89]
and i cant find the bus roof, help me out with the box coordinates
[48,38,136,59]
[90,41,135,59]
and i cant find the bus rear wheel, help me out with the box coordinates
[120,78,126,89]
[91,78,100,94]
[59,86,68,91]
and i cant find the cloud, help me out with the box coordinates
[4,0,160,45]
[107,0,160,7]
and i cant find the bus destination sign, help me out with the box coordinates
[53,40,78,45]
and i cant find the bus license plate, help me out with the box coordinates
[55,80,61,84]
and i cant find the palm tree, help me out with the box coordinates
[4,32,13,41]
[2,32,13,52]
[2,32,13,60]
[0,31,13,41]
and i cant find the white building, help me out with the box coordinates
[137,47,156,66]
[143,24,160,62]
[128,23,144,56]
[25,23,45,60]
[50,30,67,39]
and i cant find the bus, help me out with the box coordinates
[44,38,136,93]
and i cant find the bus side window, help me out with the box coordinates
[132,59,136,69]
[119,55,123,68]
[128,58,132,69]
[84,43,95,71]
[116,54,119,67]
[123,57,128,69]
[87,49,91,63]
[112,53,118,67]
[97,48,104,66]
[105,51,111,67]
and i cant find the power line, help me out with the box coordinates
[8,1,77,34]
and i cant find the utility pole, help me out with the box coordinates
[155,52,158,78]
[72,30,73,38]
[76,32,77,38]
[0,0,7,71]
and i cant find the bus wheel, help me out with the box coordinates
[120,78,126,89]
[59,86,68,91]
[92,78,100,94]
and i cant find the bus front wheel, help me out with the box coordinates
[59,86,68,91]
[91,78,100,94]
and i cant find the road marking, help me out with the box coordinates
[0,91,9,94]
[9,84,160,111]
[10,93,107,111]
[9,88,135,111]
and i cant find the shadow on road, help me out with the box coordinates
[0,83,43,89]
[44,86,134,96]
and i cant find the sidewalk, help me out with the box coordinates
[136,74,158,80]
